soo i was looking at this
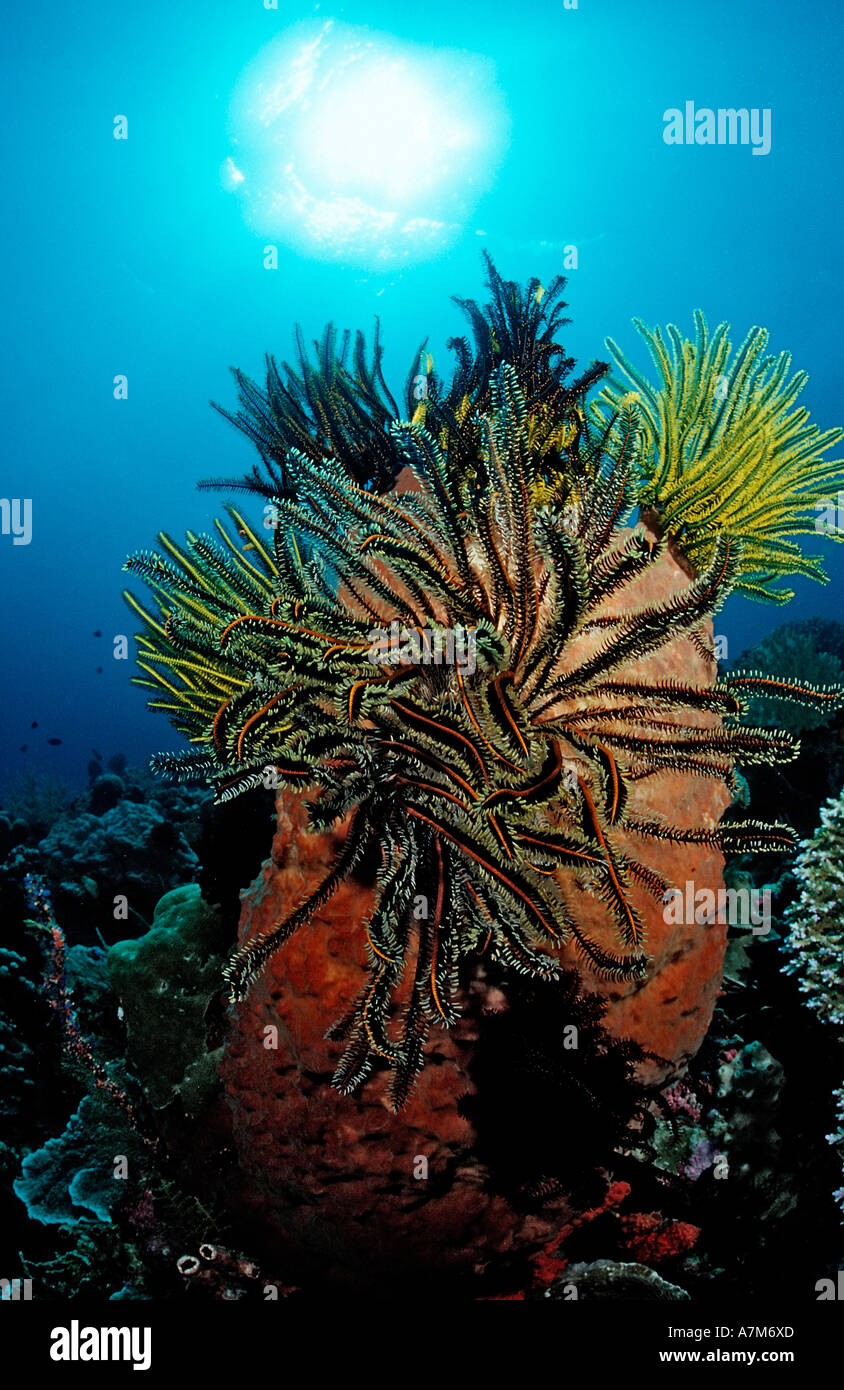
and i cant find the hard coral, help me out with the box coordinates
[783,791,844,1208]
[108,885,226,1114]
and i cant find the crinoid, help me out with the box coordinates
[206,318,419,500]
[599,312,844,602]
[201,251,606,505]
[124,350,844,1108]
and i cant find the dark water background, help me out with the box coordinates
[2,0,842,792]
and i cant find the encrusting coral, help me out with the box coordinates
[599,311,844,603]
[123,260,844,1110]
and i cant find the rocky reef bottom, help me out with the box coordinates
[0,718,842,1302]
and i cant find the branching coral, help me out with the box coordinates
[23,874,153,1146]
[782,793,844,1031]
[782,790,844,1208]
[599,312,844,602]
[123,317,842,1105]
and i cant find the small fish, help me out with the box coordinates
[19,744,27,752]
[30,720,38,728]
[96,666,103,674]
[534,284,545,304]
[47,738,62,746]
[93,629,102,637]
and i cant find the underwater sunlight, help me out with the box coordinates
[225,19,509,268]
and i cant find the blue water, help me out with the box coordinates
[3,0,842,793]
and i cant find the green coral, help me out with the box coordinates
[14,1093,147,1226]
[108,884,225,1114]
[599,311,844,603]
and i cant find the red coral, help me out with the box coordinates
[662,1080,702,1123]
[531,1181,632,1291]
[618,1211,700,1262]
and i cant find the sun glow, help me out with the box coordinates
[227,22,508,268]
[303,60,475,204]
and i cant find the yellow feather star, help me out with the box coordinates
[598,311,844,603]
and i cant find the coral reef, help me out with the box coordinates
[782,793,844,1032]
[6,798,200,938]
[547,1259,690,1300]
[710,1041,791,1219]
[88,773,126,815]
[0,948,37,1134]
[723,622,844,846]
[1,772,70,833]
[1,721,840,1299]
[34,803,198,905]
[108,884,226,1115]
[6,257,840,1303]
[22,874,151,1138]
[19,1223,145,1301]
[2,872,247,1300]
